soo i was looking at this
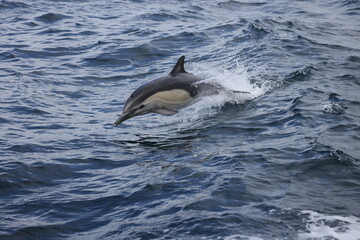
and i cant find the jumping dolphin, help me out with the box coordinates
[114,56,249,126]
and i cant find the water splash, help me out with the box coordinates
[162,58,273,129]
[299,210,360,240]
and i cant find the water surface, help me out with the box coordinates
[1,0,360,239]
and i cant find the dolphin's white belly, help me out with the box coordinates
[143,89,194,109]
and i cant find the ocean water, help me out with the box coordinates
[1,0,360,239]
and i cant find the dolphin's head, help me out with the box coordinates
[114,87,155,126]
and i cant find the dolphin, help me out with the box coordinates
[114,56,249,126]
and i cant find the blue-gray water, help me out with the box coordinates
[1,0,360,239]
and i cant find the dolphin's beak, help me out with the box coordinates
[114,111,133,126]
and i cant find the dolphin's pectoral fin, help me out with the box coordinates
[154,108,179,116]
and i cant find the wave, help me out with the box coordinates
[299,210,360,240]
[35,13,70,23]
[0,0,29,9]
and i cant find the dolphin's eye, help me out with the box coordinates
[130,94,134,98]
[139,105,144,109]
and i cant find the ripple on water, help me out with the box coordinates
[0,0,30,9]
[150,31,210,50]
[0,117,10,123]
[0,50,16,61]
[7,143,60,153]
[136,12,179,22]
[82,55,131,68]
[7,105,50,116]
[82,43,171,67]
[0,161,86,193]
[218,1,267,10]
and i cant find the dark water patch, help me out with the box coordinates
[37,28,72,35]
[24,123,66,130]
[265,18,301,30]
[61,63,81,69]
[335,74,360,86]
[31,42,102,58]
[150,31,210,50]
[318,125,360,160]
[52,89,89,99]
[58,157,137,171]
[207,124,267,137]
[0,50,16,61]
[35,13,70,23]
[289,96,304,112]
[297,35,356,51]
[122,27,157,37]
[218,0,267,10]
[79,30,97,35]
[113,138,190,152]
[48,0,90,2]
[7,143,61,153]
[178,8,207,21]
[136,12,178,22]
[0,117,10,123]
[88,14,119,21]
[74,74,146,84]
[7,105,50,116]
[337,0,360,8]
[167,166,211,185]
[112,134,198,153]
[0,162,88,195]
[0,0,29,9]
[82,55,131,68]
[95,40,108,46]
[27,70,47,76]
[291,148,352,175]
[1,225,71,240]
[13,48,77,59]
[158,214,242,239]
[346,7,360,15]
[102,43,171,66]
[184,198,225,212]
[328,92,341,102]
[0,44,29,49]
[58,31,101,38]
[346,55,360,62]
[211,177,258,207]
[23,21,39,27]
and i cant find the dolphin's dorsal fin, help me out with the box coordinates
[170,56,187,75]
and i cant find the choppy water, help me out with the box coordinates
[1,0,360,239]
